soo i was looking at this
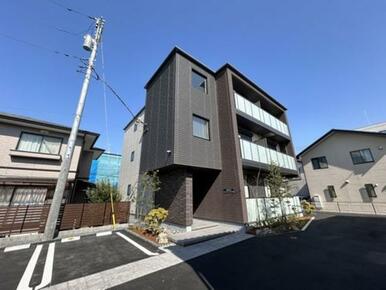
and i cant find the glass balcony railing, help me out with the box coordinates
[240,139,297,171]
[234,92,290,137]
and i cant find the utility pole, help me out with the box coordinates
[44,17,105,240]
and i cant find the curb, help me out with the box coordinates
[301,216,315,231]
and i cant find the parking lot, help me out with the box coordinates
[0,230,162,290]
[114,213,386,290]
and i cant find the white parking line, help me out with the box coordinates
[61,236,80,243]
[96,231,112,237]
[4,244,31,252]
[17,244,42,290]
[115,232,159,256]
[36,242,55,290]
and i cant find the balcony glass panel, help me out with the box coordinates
[234,92,290,137]
[240,139,296,171]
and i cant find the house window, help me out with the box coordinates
[0,186,14,206]
[192,115,210,140]
[130,151,135,162]
[0,186,47,206]
[311,156,328,169]
[327,185,337,198]
[365,184,377,198]
[17,133,61,155]
[134,123,137,132]
[192,70,207,93]
[350,149,374,165]
[127,184,131,196]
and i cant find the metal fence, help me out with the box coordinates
[245,196,302,224]
[0,202,130,237]
[313,200,386,215]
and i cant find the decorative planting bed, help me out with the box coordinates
[246,216,314,236]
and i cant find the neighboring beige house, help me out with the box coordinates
[298,128,386,215]
[357,121,386,133]
[0,112,104,206]
[119,107,145,217]
[287,160,309,198]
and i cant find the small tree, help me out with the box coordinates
[266,162,285,198]
[135,170,161,220]
[86,180,121,203]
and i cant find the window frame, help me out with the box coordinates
[130,151,135,162]
[192,114,210,141]
[16,132,63,155]
[311,156,328,170]
[191,69,208,94]
[350,148,374,165]
[127,184,132,196]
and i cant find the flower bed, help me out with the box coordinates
[246,216,313,235]
[128,225,159,244]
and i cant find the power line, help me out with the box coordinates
[0,32,86,62]
[100,40,111,153]
[45,0,96,20]
[91,67,146,125]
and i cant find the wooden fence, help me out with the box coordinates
[59,202,130,230]
[0,205,50,236]
[0,202,130,237]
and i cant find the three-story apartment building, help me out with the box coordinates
[132,47,297,228]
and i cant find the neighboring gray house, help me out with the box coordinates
[298,128,386,215]
[119,108,145,217]
[0,112,103,206]
[287,160,309,198]
[135,47,297,229]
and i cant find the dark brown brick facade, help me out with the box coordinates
[155,167,193,226]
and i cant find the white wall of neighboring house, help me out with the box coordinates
[287,161,309,198]
[301,131,386,215]
[119,109,145,217]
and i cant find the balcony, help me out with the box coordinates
[240,139,297,172]
[234,92,290,138]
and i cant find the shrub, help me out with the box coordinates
[301,200,315,216]
[86,180,121,203]
[144,207,168,235]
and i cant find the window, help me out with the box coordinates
[192,70,207,93]
[127,184,131,196]
[130,151,135,162]
[0,186,14,206]
[11,187,47,205]
[134,123,137,132]
[350,149,374,165]
[327,185,337,198]
[17,133,61,155]
[192,115,210,140]
[365,184,377,198]
[311,156,328,169]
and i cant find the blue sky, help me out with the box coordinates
[1,0,386,154]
